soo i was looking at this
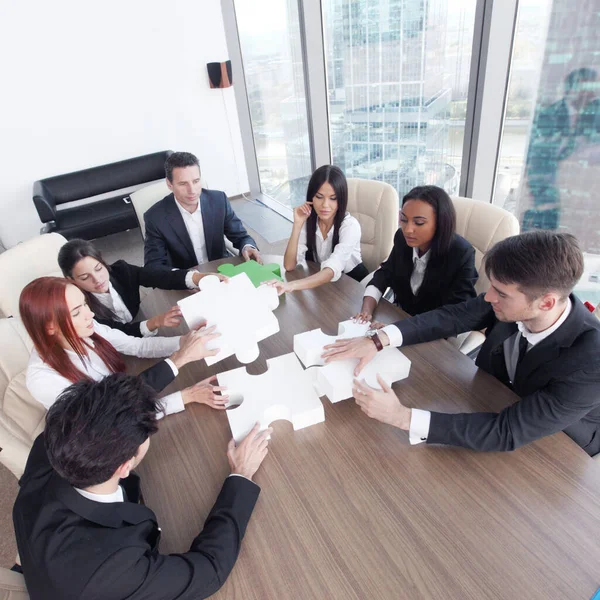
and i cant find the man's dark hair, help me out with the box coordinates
[484,231,583,301]
[402,185,456,260]
[165,152,201,182]
[45,374,162,488]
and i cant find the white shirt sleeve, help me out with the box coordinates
[185,270,200,290]
[364,285,383,303]
[409,409,431,445]
[139,320,158,337]
[295,224,308,266]
[156,391,185,419]
[93,321,180,358]
[381,324,404,347]
[320,217,362,282]
[26,359,73,411]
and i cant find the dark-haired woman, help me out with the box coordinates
[355,185,477,322]
[268,165,367,294]
[58,239,226,337]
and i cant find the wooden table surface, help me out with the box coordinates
[130,257,600,600]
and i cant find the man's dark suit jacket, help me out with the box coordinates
[143,190,257,269]
[94,260,191,337]
[370,231,478,315]
[393,294,600,455]
[13,434,260,600]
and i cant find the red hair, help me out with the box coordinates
[19,277,126,384]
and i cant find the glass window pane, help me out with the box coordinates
[494,0,600,304]
[234,0,313,208]
[324,0,477,198]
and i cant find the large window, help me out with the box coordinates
[234,0,313,209]
[493,0,600,302]
[322,0,477,197]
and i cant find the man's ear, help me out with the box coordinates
[538,293,558,312]
[115,457,136,480]
[166,177,173,192]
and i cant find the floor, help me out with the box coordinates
[0,198,291,568]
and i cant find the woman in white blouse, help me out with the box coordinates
[20,277,228,416]
[268,165,367,293]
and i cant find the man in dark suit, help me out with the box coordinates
[13,374,271,600]
[144,151,262,269]
[323,231,600,456]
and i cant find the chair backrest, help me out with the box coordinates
[0,568,29,600]
[347,178,399,273]
[0,318,43,480]
[0,233,67,318]
[130,178,209,239]
[451,196,520,295]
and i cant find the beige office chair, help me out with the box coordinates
[129,178,239,256]
[0,318,44,480]
[0,568,28,600]
[347,178,399,275]
[451,196,520,354]
[0,233,67,318]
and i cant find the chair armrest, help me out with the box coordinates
[32,180,57,223]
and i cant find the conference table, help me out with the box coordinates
[128,257,600,600]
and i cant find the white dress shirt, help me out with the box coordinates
[175,198,255,266]
[26,321,183,417]
[296,213,362,282]
[395,298,574,445]
[93,282,156,337]
[75,486,125,503]
[365,247,431,304]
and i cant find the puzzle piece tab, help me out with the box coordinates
[217,259,283,287]
[294,320,411,403]
[177,272,279,365]
[218,353,325,442]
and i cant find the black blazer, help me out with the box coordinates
[94,260,191,337]
[370,232,478,315]
[394,294,600,455]
[138,359,177,394]
[143,190,257,269]
[13,434,260,600]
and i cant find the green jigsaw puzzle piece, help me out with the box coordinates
[217,260,283,287]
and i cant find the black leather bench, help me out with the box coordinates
[33,150,172,240]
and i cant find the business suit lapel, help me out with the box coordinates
[200,190,214,259]
[165,195,196,266]
[109,272,137,317]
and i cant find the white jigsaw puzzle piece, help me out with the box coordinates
[293,319,410,403]
[293,319,370,367]
[218,353,325,442]
[314,347,411,403]
[177,273,280,365]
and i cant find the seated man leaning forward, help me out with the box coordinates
[13,373,272,600]
[144,151,261,269]
[322,231,600,456]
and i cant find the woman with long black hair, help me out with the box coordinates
[269,165,367,293]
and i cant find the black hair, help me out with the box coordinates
[57,239,115,321]
[45,374,162,488]
[165,152,201,182]
[305,165,348,263]
[401,185,456,260]
[484,231,583,301]
[565,68,597,91]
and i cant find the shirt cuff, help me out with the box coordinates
[381,324,403,347]
[228,473,253,482]
[364,285,383,303]
[320,259,342,282]
[185,270,200,290]
[409,409,431,445]
[139,320,158,337]
[164,358,179,377]
[156,391,185,419]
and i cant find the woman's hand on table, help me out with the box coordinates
[263,279,296,295]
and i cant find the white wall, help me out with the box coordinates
[0,0,249,248]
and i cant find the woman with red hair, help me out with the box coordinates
[20,277,227,415]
